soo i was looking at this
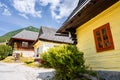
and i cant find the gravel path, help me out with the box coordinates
[0,62,55,80]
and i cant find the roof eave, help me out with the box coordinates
[39,38,73,44]
[57,0,119,33]
[11,38,35,42]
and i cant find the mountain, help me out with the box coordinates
[0,26,39,42]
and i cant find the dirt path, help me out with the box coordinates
[0,62,55,80]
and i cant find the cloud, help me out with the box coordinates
[2,8,11,16]
[0,2,7,8]
[39,0,60,7]
[19,13,29,19]
[12,0,41,19]
[39,0,79,20]
[0,2,11,16]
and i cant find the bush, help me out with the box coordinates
[0,45,12,60]
[40,45,89,80]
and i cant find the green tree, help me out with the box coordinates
[0,45,12,60]
[40,45,89,80]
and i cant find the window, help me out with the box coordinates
[22,41,28,48]
[37,48,39,53]
[14,42,17,50]
[93,23,114,52]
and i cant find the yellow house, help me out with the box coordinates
[57,0,120,79]
[33,26,73,57]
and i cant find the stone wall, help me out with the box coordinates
[97,71,120,80]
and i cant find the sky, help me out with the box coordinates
[0,0,79,36]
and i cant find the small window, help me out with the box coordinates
[93,23,114,52]
[22,42,28,47]
[37,48,39,53]
[14,42,17,50]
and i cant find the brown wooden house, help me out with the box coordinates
[8,30,38,57]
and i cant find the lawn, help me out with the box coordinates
[1,56,40,68]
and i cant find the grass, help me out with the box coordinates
[1,56,15,63]
[22,57,39,68]
[1,56,40,68]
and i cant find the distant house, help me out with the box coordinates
[8,30,38,57]
[57,0,120,79]
[33,26,73,56]
[0,42,6,45]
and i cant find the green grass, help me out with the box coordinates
[1,56,40,68]
[1,56,15,63]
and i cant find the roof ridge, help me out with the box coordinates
[12,29,39,40]
[39,26,73,44]
[41,26,57,30]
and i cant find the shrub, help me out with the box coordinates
[40,45,89,80]
[0,45,12,60]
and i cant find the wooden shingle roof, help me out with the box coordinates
[57,0,119,33]
[12,30,39,41]
[38,26,73,44]
[66,0,90,22]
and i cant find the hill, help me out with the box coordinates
[0,26,39,42]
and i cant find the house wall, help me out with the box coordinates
[0,42,6,45]
[13,40,34,51]
[76,1,120,71]
[34,40,64,55]
[12,40,34,57]
[13,50,35,57]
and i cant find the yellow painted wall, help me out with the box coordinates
[34,40,65,54]
[41,40,63,46]
[40,40,63,52]
[33,40,40,49]
[76,1,120,71]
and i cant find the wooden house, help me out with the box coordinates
[8,30,38,57]
[57,0,120,79]
[33,26,73,56]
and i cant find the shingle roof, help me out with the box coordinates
[39,26,73,44]
[57,0,118,33]
[57,0,91,33]
[64,0,90,23]
[12,30,39,41]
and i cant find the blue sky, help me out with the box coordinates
[0,0,79,36]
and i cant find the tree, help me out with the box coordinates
[0,45,12,60]
[40,45,88,80]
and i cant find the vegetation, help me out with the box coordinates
[1,56,14,63]
[21,57,37,67]
[0,26,39,42]
[1,56,39,68]
[40,45,96,80]
[0,45,12,60]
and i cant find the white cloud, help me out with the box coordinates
[39,0,79,20]
[0,2,7,8]
[39,0,60,7]
[0,2,11,16]
[13,0,41,19]
[2,8,11,16]
[19,13,28,19]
